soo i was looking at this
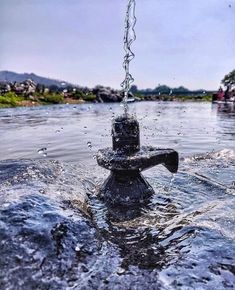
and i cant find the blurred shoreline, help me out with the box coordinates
[0,91,213,109]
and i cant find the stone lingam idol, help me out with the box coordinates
[96,115,179,205]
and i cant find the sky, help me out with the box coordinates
[0,0,234,90]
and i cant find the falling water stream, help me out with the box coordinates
[121,0,137,115]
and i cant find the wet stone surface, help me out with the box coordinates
[0,157,235,289]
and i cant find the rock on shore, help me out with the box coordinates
[92,86,134,103]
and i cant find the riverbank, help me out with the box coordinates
[0,91,212,108]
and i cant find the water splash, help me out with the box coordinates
[164,173,176,193]
[87,141,92,150]
[121,0,137,115]
[37,147,47,157]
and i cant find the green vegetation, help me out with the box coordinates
[131,84,191,95]
[0,90,98,108]
[73,91,85,99]
[201,94,212,101]
[0,92,23,107]
[42,93,64,104]
[134,94,212,102]
[222,69,235,88]
[176,95,212,102]
[83,93,96,101]
[0,81,215,109]
[72,91,96,101]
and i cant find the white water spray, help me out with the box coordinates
[121,0,137,115]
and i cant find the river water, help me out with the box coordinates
[0,101,234,289]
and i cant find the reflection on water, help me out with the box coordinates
[217,102,235,117]
[0,102,235,289]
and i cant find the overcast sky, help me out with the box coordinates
[0,0,234,90]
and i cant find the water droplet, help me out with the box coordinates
[87,142,92,149]
[37,147,47,157]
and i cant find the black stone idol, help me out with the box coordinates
[97,115,179,205]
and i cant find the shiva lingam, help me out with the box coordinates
[96,115,179,205]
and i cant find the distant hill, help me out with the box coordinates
[0,71,74,87]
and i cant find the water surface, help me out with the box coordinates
[0,102,234,163]
[0,102,234,289]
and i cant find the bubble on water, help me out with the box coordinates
[37,148,47,157]
[87,142,92,150]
